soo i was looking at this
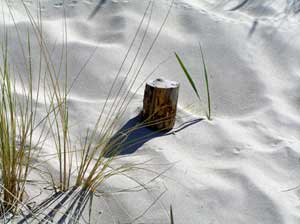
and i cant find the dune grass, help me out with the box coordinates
[0,0,176,222]
[74,0,175,193]
[43,12,73,192]
[0,40,28,215]
[0,0,79,217]
[175,43,212,120]
[0,27,45,217]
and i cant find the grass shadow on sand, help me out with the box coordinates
[17,186,94,224]
[16,114,202,223]
[88,0,107,19]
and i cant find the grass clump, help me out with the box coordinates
[0,0,176,222]
[0,42,25,215]
[0,34,43,216]
[175,43,212,120]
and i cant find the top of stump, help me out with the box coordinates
[147,78,179,89]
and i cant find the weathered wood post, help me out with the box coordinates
[142,78,179,131]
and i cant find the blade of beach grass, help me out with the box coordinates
[35,2,74,192]
[97,161,176,196]
[67,0,175,196]
[0,28,47,216]
[199,42,211,120]
[17,0,149,197]
[2,0,76,214]
[99,0,175,147]
[0,0,180,222]
[83,115,177,192]
[175,45,212,120]
[0,0,85,221]
[131,188,167,223]
[0,184,43,222]
[110,0,175,127]
[97,0,154,139]
[74,1,153,187]
[81,111,179,193]
[74,1,156,189]
[175,52,200,100]
[120,55,171,110]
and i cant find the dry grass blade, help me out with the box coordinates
[74,0,155,188]
[0,0,178,222]
[131,188,167,223]
[76,0,175,192]
[0,29,43,217]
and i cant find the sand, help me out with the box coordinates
[2,0,300,223]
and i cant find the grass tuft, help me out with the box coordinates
[0,0,176,222]
[175,42,212,120]
[0,26,44,217]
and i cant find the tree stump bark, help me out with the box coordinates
[142,78,179,131]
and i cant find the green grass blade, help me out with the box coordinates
[199,43,211,120]
[175,52,200,100]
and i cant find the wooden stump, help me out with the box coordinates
[142,78,179,131]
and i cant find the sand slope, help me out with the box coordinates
[3,0,300,223]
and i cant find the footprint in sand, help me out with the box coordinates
[69,0,78,7]
[68,0,127,45]
[53,2,63,8]
[84,0,94,5]
[53,0,78,8]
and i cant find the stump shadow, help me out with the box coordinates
[105,114,203,157]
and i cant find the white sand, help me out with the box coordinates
[3,0,300,223]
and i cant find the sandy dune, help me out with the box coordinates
[2,0,300,223]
